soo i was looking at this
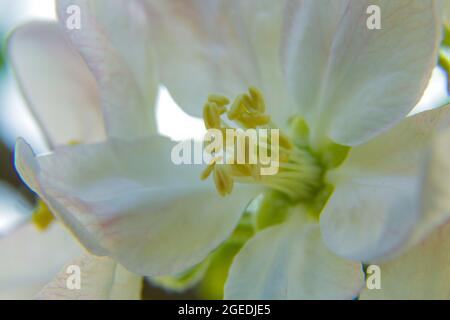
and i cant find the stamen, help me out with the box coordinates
[208,94,230,107]
[227,94,248,120]
[239,112,271,128]
[201,87,323,203]
[213,166,234,196]
[203,102,222,129]
[201,159,217,180]
[248,87,266,113]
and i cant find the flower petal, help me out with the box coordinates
[321,105,450,262]
[341,104,450,175]
[56,0,158,138]
[444,0,450,28]
[283,0,441,146]
[321,174,420,262]
[0,223,84,299]
[411,115,450,244]
[35,254,142,300]
[225,214,364,299]
[359,220,450,300]
[8,22,105,147]
[15,136,259,276]
[146,0,290,123]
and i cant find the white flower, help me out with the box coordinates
[11,0,450,299]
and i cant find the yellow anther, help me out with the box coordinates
[249,87,266,113]
[201,159,218,180]
[32,199,54,231]
[242,94,253,109]
[200,87,324,201]
[213,166,234,196]
[239,113,271,128]
[227,95,248,120]
[203,102,222,129]
[216,105,228,115]
[208,94,230,107]
[229,164,253,177]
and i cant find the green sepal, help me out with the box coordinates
[253,190,291,231]
[289,117,310,147]
[319,141,351,169]
[306,183,334,220]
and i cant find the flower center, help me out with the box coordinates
[200,87,327,204]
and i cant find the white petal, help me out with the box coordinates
[56,0,158,138]
[321,174,420,262]
[444,0,450,27]
[341,104,450,175]
[35,254,142,300]
[15,136,260,276]
[410,115,450,244]
[283,0,441,146]
[0,223,84,299]
[8,22,105,147]
[321,105,450,262]
[146,0,290,123]
[360,220,450,300]
[225,214,364,299]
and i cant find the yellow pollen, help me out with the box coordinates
[203,102,222,129]
[32,199,55,231]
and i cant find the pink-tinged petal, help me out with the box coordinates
[15,136,260,276]
[56,0,158,138]
[8,22,105,147]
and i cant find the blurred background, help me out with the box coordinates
[0,0,448,299]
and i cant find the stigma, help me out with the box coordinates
[200,87,324,203]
